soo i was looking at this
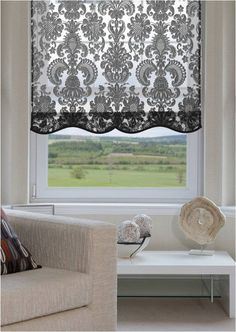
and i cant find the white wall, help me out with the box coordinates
[57,213,234,259]
[1,1,29,204]
[204,0,235,206]
[1,2,235,256]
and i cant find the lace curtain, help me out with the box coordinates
[31,0,201,134]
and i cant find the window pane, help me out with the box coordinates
[48,128,186,188]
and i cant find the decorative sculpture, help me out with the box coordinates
[118,220,140,243]
[179,196,225,255]
[133,214,152,238]
[117,214,153,258]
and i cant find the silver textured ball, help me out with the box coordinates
[118,220,140,243]
[133,214,152,238]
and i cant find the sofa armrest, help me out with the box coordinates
[5,209,116,273]
[5,209,117,330]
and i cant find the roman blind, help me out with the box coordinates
[31,0,201,134]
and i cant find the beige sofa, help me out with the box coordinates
[1,210,117,331]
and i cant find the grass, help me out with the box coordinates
[48,166,186,187]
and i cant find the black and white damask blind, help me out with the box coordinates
[31,0,201,134]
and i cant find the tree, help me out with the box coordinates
[177,168,184,184]
[71,166,86,179]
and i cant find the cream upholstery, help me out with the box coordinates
[1,210,117,331]
[1,267,92,325]
[2,307,93,331]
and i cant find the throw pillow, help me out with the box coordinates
[1,208,41,274]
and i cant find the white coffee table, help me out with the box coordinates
[117,251,235,318]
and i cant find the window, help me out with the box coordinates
[30,0,203,203]
[30,128,202,203]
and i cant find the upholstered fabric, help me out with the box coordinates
[1,209,40,275]
[1,267,92,326]
[1,307,92,331]
[2,210,117,331]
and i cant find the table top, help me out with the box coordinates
[117,251,235,275]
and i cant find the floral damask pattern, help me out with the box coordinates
[31,0,201,134]
[128,13,152,42]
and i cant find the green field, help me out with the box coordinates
[48,165,186,187]
[48,134,187,188]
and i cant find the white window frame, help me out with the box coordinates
[30,129,203,203]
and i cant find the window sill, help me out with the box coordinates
[9,203,235,218]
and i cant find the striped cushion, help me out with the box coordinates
[1,209,40,274]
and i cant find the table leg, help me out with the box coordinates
[229,273,235,318]
[220,273,235,318]
[210,275,214,303]
[211,275,214,303]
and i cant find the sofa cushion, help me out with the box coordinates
[1,208,40,275]
[1,267,92,326]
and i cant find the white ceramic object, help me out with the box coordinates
[117,237,150,258]
[118,220,140,243]
[132,214,152,238]
[179,196,225,245]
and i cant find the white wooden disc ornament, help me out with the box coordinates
[132,214,152,238]
[118,220,140,243]
[179,196,225,246]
